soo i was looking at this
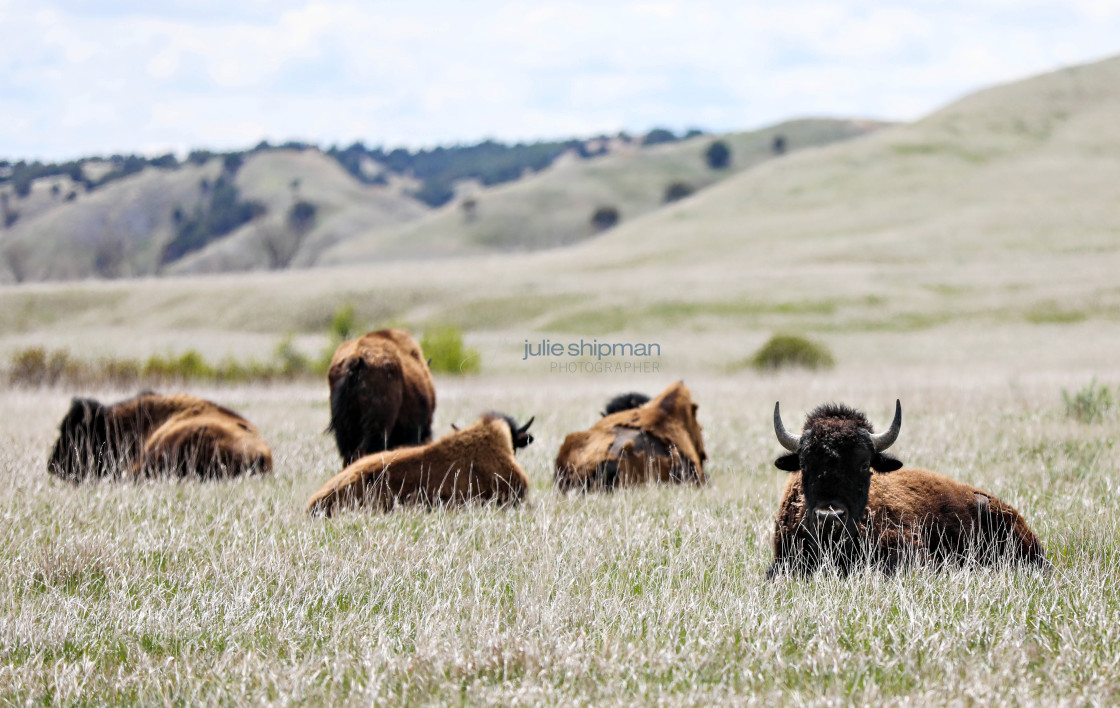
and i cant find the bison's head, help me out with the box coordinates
[48,397,111,482]
[773,400,903,540]
[485,412,535,451]
[655,382,707,466]
[601,392,650,417]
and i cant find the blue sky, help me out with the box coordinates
[3,0,1120,160]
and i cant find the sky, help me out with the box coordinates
[2,0,1120,161]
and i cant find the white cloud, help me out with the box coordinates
[0,0,1118,159]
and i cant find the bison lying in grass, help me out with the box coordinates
[554,382,707,492]
[768,400,1047,576]
[307,412,534,516]
[48,392,273,482]
[327,328,436,465]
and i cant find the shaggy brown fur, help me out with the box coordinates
[48,392,273,482]
[307,412,531,516]
[554,381,707,492]
[327,328,436,465]
[769,402,1045,576]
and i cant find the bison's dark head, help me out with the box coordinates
[601,392,650,417]
[48,397,111,482]
[485,412,535,451]
[773,400,903,540]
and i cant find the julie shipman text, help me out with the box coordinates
[523,339,661,360]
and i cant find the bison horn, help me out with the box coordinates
[870,399,902,452]
[773,402,801,452]
[518,416,535,434]
[450,423,460,431]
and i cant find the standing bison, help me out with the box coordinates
[767,400,1046,576]
[307,411,534,516]
[48,392,273,482]
[555,382,706,491]
[327,328,436,465]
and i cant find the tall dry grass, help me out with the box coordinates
[1,372,1117,704]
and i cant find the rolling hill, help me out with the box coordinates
[0,121,880,282]
[0,149,428,283]
[317,118,882,263]
[1,54,1119,378]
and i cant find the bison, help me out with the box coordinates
[601,391,650,417]
[48,392,273,482]
[555,382,706,492]
[768,400,1046,577]
[327,328,436,465]
[307,411,534,516]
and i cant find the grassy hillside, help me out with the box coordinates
[319,119,881,263]
[0,56,1118,379]
[0,150,428,283]
[165,150,428,275]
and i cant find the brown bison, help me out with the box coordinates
[307,411,534,516]
[48,392,273,482]
[768,400,1046,577]
[327,328,436,465]
[554,382,707,491]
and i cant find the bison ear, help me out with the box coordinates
[774,453,800,472]
[871,452,903,473]
[658,389,680,414]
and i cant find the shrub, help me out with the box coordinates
[591,206,620,232]
[705,140,731,170]
[1063,379,1115,423]
[772,134,787,154]
[421,325,480,375]
[287,200,317,232]
[663,182,694,203]
[275,335,313,377]
[642,128,677,146]
[748,334,835,371]
[8,348,87,387]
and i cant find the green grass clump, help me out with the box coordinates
[1062,378,1115,423]
[747,334,835,371]
[421,325,481,375]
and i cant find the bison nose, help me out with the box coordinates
[813,506,847,527]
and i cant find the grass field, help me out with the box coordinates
[3,54,1120,704]
[1,369,1118,704]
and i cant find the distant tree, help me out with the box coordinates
[150,153,178,169]
[460,197,478,222]
[663,181,694,203]
[772,134,787,155]
[287,200,317,233]
[199,178,211,194]
[187,150,213,166]
[289,178,301,195]
[50,183,61,198]
[93,235,126,279]
[222,153,243,174]
[3,209,19,228]
[64,191,77,202]
[705,140,731,170]
[684,128,705,139]
[411,182,455,208]
[617,131,632,143]
[13,174,31,198]
[591,205,620,232]
[642,128,677,146]
[2,242,31,282]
